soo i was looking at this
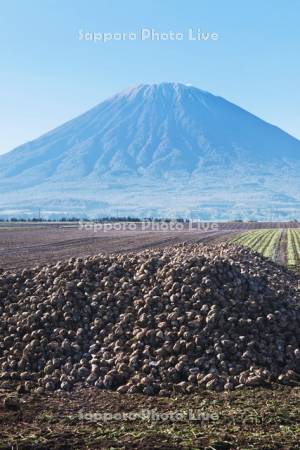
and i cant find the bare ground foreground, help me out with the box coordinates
[0,385,300,449]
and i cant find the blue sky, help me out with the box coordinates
[0,0,299,154]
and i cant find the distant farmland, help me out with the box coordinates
[231,228,300,270]
[1,221,300,271]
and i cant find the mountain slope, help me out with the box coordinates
[0,83,300,219]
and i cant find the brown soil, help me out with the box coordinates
[0,385,299,449]
[2,220,299,271]
[275,229,288,265]
[0,224,234,271]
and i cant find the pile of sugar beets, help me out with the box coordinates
[0,243,300,395]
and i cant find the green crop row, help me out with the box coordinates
[232,228,300,270]
[231,229,281,260]
[287,228,300,267]
[231,230,268,248]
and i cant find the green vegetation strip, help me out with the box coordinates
[287,228,300,267]
[231,229,281,260]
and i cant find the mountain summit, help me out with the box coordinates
[1,83,300,219]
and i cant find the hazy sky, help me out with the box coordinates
[0,0,299,154]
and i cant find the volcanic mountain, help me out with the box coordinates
[0,82,300,219]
